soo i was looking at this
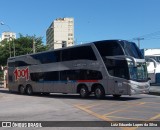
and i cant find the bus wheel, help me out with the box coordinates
[113,94,121,98]
[26,85,33,95]
[94,86,105,99]
[19,85,25,95]
[79,86,89,98]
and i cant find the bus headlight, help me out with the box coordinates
[128,83,138,89]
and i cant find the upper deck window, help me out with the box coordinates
[62,46,97,61]
[94,40,124,56]
[119,41,144,59]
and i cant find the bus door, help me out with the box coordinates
[108,78,122,93]
[106,58,129,95]
[108,77,127,95]
[113,77,127,95]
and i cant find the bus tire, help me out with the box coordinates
[79,85,89,98]
[113,94,121,98]
[26,85,33,95]
[94,86,105,99]
[19,85,25,95]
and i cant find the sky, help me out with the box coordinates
[0,0,160,49]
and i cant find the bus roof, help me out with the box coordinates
[8,39,128,61]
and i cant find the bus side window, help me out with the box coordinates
[8,62,15,67]
[60,71,67,80]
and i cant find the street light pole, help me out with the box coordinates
[33,38,36,53]
[9,37,15,57]
[8,40,11,57]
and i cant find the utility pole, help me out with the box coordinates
[13,38,15,57]
[134,38,144,48]
[33,38,36,53]
[8,40,11,57]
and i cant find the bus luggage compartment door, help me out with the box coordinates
[53,80,75,93]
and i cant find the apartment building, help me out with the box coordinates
[46,18,74,49]
[1,31,16,41]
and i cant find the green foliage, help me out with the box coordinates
[0,34,48,66]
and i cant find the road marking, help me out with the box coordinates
[84,102,122,109]
[143,101,160,104]
[74,104,112,121]
[138,105,160,109]
[120,109,159,114]
[75,104,136,130]
[104,102,146,116]
[104,115,143,121]
[83,101,146,109]
[127,114,160,130]
[83,102,105,109]
[148,114,160,121]
[75,102,159,130]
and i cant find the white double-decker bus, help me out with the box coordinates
[141,49,160,84]
[7,40,150,99]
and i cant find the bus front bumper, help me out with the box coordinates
[129,82,150,95]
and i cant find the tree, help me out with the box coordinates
[0,34,48,66]
[0,39,10,66]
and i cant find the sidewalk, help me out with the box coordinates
[149,84,160,96]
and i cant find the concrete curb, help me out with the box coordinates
[149,86,160,96]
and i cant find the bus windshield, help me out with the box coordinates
[128,62,148,81]
[119,41,144,59]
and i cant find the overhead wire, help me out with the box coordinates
[133,31,160,40]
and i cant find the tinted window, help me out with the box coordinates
[31,51,61,64]
[8,62,15,67]
[104,58,129,79]
[43,71,59,81]
[95,41,124,57]
[30,72,44,82]
[60,71,73,80]
[119,41,144,59]
[62,46,97,61]
[31,71,59,81]
[60,70,102,80]
[31,69,103,82]
[15,61,29,67]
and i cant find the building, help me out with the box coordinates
[46,18,74,49]
[1,31,16,41]
[141,49,160,62]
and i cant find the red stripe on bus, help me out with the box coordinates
[77,80,98,82]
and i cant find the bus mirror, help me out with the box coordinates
[148,77,151,81]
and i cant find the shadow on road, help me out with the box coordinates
[0,88,148,101]
[0,88,11,94]
[34,93,143,101]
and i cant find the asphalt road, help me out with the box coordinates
[0,88,160,130]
